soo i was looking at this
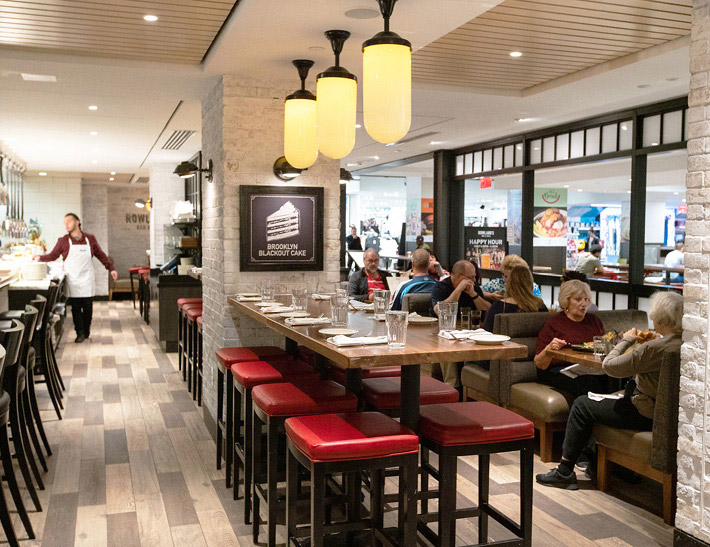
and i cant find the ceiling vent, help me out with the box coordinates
[130,175,150,184]
[396,131,440,145]
[161,130,195,150]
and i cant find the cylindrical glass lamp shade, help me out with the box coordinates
[363,42,411,144]
[284,96,318,169]
[317,74,357,159]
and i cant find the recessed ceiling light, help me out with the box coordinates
[355,124,362,129]
[143,14,158,22]
[88,105,98,111]
[515,117,531,122]
[110,171,116,175]
[621,125,628,131]
[637,84,650,89]
[651,142,658,146]
[516,144,522,150]
[38,172,47,176]
[109,177,115,181]
[21,73,57,82]
[533,147,539,151]
[92,160,98,164]
[90,131,98,136]
[346,163,358,167]
[430,141,442,145]
[509,51,522,57]
[563,185,569,188]
[345,8,380,19]
[371,156,380,160]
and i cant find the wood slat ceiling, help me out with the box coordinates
[0,0,237,64]
[413,0,692,91]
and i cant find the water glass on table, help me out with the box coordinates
[385,311,408,348]
[438,301,458,332]
[459,307,472,330]
[373,289,390,320]
[593,336,606,358]
[291,286,308,311]
[471,309,482,329]
[261,281,274,302]
[330,294,349,327]
[334,281,349,298]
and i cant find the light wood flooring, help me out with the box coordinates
[3,301,673,546]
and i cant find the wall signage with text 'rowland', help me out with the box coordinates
[239,185,323,271]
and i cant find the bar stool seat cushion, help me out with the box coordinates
[180,302,203,312]
[129,267,143,274]
[330,366,401,385]
[269,359,320,379]
[231,361,284,389]
[177,297,202,307]
[252,380,358,417]
[141,273,150,282]
[362,376,459,410]
[186,308,203,320]
[138,268,150,274]
[216,346,291,368]
[285,412,419,462]
[196,316,203,328]
[419,402,535,447]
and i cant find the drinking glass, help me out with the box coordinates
[291,286,308,311]
[438,301,458,332]
[334,281,349,298]
[261,280,274,302]
[373,289,390,320]
[330,294,349,327]
[471,310,482,329]
[593,336,606,358]
[459,307,472,330]
[386,311,408,348]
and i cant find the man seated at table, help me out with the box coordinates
[431,260,491,390]
[390,249,437,311]
[575,244,604,277]
[663,241,684,282]
[348,248,390,303]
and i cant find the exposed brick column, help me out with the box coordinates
[200,76,340,425]
[677,1,710,541]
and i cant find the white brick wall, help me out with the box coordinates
[148,164,185,267]
[200,76,340,422]
[678,1,710,541]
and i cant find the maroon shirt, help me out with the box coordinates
[38,233,114,271]
[535,311,604,368]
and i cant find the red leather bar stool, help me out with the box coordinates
[230,359,318,523]
[215,345,292,486]
[361,375,459,416]
[179,302,202,388]
[418,402,535,547]
[185,306,203,404]
[128,266,143,309]
[251,379,358,547]
[285,412,419,547]
[177,297,202,373]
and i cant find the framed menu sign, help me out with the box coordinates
[239,185,324,271]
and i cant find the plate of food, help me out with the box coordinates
[569,342,595,353]
[468,333,510,345]
[533,208,567,239]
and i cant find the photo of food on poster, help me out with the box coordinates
[464,227,508,270]
[533,188,568,247]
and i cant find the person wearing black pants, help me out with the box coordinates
[34,213,117,343]
[536,291,683,490]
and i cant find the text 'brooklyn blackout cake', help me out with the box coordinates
[266,201,300,241]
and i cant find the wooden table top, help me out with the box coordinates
[229,296,527,369]
[546,347,603,371]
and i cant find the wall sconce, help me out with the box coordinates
[339,168,353,184]
[135,198,152,211]
[174,159,213,182]
[273,156,304,181]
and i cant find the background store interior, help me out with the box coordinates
[347,149,686,278]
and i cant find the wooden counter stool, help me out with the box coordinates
[285,412,419,547]
[128,266,142,309]
[185,306,202,403]
[215,346,292,486]
[177,298,202,374]
[251,379,358,547]
[418,402,535,547]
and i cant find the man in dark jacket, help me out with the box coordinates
[348,248,390,303]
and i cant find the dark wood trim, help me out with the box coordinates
[675,529,710,547]
[629,135,648,289]
[433,150,460,267]
[521,169,534,266]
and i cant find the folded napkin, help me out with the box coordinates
[408,312,423,319]
[312,293,332,300]
[236,295,262,302]
[350,301,374,310]
[438,328,487,340]
[285,317,332,326]
[327,335,388,347]
[262,306,293,314]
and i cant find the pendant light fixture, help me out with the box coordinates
[362,0,411,144]
[284,59,318,169]
[317,30,357,159]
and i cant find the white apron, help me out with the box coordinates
[64,237,95,298]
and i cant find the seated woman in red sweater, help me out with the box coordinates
[534,279,608,398]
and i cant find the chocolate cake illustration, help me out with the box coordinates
[266,201,300,241]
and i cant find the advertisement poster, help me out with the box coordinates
[533,188,568,247]
[239,186,323,271]
[464,227,507,270]
[420,198,434,236]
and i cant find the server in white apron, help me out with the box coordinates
[34,213,118,343]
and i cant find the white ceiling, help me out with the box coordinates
[0,0,692,179]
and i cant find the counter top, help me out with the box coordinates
[10,272,65,291]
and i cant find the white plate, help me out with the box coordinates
[468,333,510,345]
[319,328,358,336]
[278,311,310,318]
[262,306,293,314]
[408,316,438,324]
[255,302,278,307]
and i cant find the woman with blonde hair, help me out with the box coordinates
[482,266,547,332]
[481,254,542,299]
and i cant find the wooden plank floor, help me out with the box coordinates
[3,301,673,546]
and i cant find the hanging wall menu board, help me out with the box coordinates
[239,185,323,271]
[532,188,568,247]
[464,227,507,270]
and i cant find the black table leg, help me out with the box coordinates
[285,337,298,357]
[345,369,363,410]
[400,364,421,433]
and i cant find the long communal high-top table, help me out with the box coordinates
[229,295,527,433]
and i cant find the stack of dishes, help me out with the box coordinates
[21,262,48,281]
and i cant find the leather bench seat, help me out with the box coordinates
[593,424,653,464]
[509,383,570,423]
[285,412,419,462]
[461,363,489,399]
